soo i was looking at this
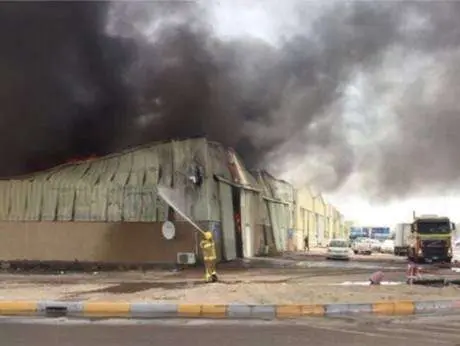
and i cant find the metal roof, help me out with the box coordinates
[252,170,295,203]
[0,138,208,222]
[0,136,344,225]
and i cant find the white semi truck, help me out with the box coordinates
[394,223,411,256]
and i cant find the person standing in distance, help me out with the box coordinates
[304,234,310,252]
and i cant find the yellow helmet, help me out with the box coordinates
[204,231,213,240]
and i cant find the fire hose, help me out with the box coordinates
[157,186,218,283]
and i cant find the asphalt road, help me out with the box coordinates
[2,313,460,346]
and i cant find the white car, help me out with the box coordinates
[326,239,352,260]
[351,238,372,255]
[381,239,395,254]
[368,239,382,252]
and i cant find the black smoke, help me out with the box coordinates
[120,1,406,190]
[354,2,460,198]
[1,1,460,199]
[0,2,135,175]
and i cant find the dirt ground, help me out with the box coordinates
[0,268,459,304]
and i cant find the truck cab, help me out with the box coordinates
[408,215,454,263]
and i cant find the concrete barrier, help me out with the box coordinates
[0,299,459,319]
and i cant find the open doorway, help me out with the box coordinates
[232,186,243,258]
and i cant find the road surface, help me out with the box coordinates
[2,313,460,346]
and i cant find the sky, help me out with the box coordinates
[208,1,460,226]
[323,171,460,226]
[325,193,460,226]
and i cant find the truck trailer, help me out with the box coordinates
[394,223,411,256]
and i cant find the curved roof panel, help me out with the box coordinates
[0,138,208,222]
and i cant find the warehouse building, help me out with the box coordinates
[252,170,296,252]
[0,138,297,264]
[294,187,345,249]
[0,138,215,264]
[0,137,345,265]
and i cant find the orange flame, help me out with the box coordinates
[66,155,97,164]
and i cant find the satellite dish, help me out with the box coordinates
[162,221,176,240]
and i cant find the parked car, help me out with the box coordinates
[326,239,352,260]
[381,239,395,254]
[368,239,382,252]
[351,237,372,255]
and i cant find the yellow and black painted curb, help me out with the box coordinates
[0,300,459,319]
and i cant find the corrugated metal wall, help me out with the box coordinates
[206,142,234,222]
[240,190,257,257]
[0,139,210,223]
[266,201,281,251]
[171,139,209,222]
[253,171,296,252]
[259,198,274,253]
[316,215,326,246]
[217,182,237,260]
[0,138,345,258]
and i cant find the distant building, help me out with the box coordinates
[293,187,345,248]
[349,226,391,241]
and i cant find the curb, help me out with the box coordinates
[0,300,459,319]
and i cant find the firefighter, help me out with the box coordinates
[200,231,218,283]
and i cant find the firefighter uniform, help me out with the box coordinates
[200,231,218,282]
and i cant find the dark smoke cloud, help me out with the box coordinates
[116,0,405,188]
[363,51,460,199]
[0,2,133,175]
[1,1,460,199]
[357,2,460,199]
